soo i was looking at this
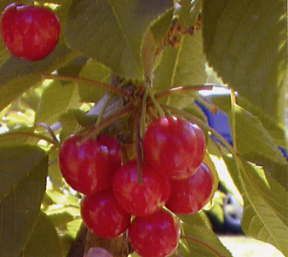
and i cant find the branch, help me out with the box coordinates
[42,74,131,98]
[155,84,224,99]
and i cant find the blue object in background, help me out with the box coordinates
[195,100,233,145]
[279,146,288,161]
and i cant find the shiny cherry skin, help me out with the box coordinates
[59,134,121,195]
[166,163,214,214]
[129,210,180,257]
[81,191,130,239]
[1,3,60,61]
[143,116,206,180]
[113,160,170,216]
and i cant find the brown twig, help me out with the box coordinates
[42,74,131,98]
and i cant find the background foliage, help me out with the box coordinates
[0,0,286,257]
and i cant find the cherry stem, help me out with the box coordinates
[155,84,224,99]
[79,104,133,142]
[149,90,165,117]
[182,235,226,257]
[135,113,144,183]
[35,122,60,145]
[140,88,149,138]
[230,90,238,153]
[0,131,57,146]
[42,74,131,98]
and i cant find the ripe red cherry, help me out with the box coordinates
[81,191,130,239]
[1,3,60,61]
[143,116,206,180]
[129,210,180,257]
[113,161,170,216]
[59,134,121,195]
[166,163,214,214]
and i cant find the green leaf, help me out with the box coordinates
[224,156,288,255]
[203,0,287,123]
[78,60,111,102]
[48,149,65,188]
[58,56,88,76]
[59,110,81,141]
[177,0,201,27]
[0,145,48,257]
[65,0,173,79]
[150,9,173,44]
[0,127,38,147]
[66,219,82,238]
[23,212,62,257]
[154,31,207,90]
[234,105,286,164]
[36,80,79,124]
[239,162,288,256]
[0,44,78,111]
[47,206,80,230]
[180,213,233,257]
[246,155,288,190]
[211,94,288,147]
[59,109,97,141]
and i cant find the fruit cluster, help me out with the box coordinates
[59,116,214,257]
[1,3,60,61]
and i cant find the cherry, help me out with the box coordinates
[1,3,60,61]
[143,116,206,180]
[59,134,121,195]
[81,191,130,239]
[129,210,180,257]
[166,163,214,214]
[113,160,170,216]
[85,248,113,257]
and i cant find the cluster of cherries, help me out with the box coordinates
[59,116,214,257]
[1,4,215,257]
[1,3,60,61]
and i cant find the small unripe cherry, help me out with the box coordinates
[166,163,214,214]
[59,134,121,195]
[81,191,130,239]
[143,116,206,180]
[1,3,60,61]
[113,160,170,216]
[129,210,180,257]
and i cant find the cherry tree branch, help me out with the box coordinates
[42,74,131,98]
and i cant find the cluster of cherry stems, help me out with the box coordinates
[59,116,214,257]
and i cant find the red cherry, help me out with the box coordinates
[1,3,60,61]
[166,163,214,214]
[59,134,121,195]
[113,161,170,216]
[143,116,206,180]
[81,191,130,239]
[129,210,180,257]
